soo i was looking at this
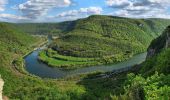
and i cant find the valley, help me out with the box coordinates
[22,15,170,69]
[0,15,170,99]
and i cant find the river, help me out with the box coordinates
[25,49,147,79]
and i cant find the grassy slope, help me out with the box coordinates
[39,15,170,69]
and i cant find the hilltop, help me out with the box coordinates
[16,15,170,37]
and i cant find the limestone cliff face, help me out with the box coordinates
[166,31,170,48]
[147,26,170,58]
[0,77,4,100]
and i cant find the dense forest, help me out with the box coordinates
[0,15,170,99]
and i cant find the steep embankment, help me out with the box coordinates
[140,26,170,75]
[39,15,170,69]
[122,26,170,99]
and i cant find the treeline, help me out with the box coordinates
[15,21,76,35]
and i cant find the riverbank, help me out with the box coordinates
[25,47,146,78]
[12,36,48,75]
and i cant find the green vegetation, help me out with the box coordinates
[140,48,170,75]
[118,49,170,99]
[77,26,170,99]
[40,15,170,69]
[38,49,100,69]
[0,16,170,99]
[46,49,98,62]
[15,21,76,35]
[0,22,86,99]
[122,26,170,99]
[140,26,170,75]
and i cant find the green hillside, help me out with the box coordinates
[15,21,76,35]
[0,16,170,99]
[122,26,170,99]
[140,26,170,75]
[77,25,170,99]
[16,16,170,37]
[39,15,170,69]
[0,23,82,99]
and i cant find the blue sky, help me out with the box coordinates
[0,0,170,22]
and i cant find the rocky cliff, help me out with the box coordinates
[147,26,170,58]
[0,77,4,100]
[140,25,170,75]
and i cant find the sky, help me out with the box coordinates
[0,0,170,22]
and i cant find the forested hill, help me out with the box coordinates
[15,21,76,35]
[0,22,50,99]
[16,15,170,36]
[0,23,38,55]
[49,15,170,59]
[121,26,170,99]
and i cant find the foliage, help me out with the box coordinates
[1,16,170,99]
[140,48,170,75]
[38,50,100,69]
[15,21,76,35]
[0,22,86,99]
[123,72,170,100]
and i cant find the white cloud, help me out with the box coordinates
[106,0,170,19]
[106,0,131,8]
[18,0,72,19]
[0,0,8,11]
[56,7,103,18]
[44,7,103,22]
[0,13,29,22]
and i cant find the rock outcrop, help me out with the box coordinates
[0,77,4,100]
[147,26,170,58]
[166,31,170,48]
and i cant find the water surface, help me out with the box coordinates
[25,50,146,79]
